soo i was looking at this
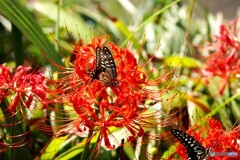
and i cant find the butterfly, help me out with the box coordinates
[88,46,118,86]
[171,129,213,160]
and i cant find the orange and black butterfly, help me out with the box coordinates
[88,46,118,86]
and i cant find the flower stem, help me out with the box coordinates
[54,0,60,52]
[12,23,24,66]
[1,99,31,160]
[89,132,100,159]
[80,129,93,160]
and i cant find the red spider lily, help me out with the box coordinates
[0,64,12,102]
[55,35,181,151]
[0,64,47,113]
[201,17,240,94]
[170,118,240,160]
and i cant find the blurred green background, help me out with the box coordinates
[0,0,239,160]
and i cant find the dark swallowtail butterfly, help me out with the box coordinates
[88,46,118,86]
[171,129,212,160]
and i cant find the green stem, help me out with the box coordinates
[89,132,100,159]
[227,81,238,128]
[54,0,60,52]
[1,99,31,160]
[80,129,93,160]
[176,0,196,78]
[12,23,24,66]
[205,90,240,117]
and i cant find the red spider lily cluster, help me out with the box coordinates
[55,35,181,150]
[201,17,240,94]
[170,118,240,160]
[0,64,47,114]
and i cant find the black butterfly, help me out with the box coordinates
[88,47,105,80]
[88,46,118,86]
[171,129,212,160]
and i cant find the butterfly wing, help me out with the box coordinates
[100,47,117,78]
[88,46,118,86]
[89,47,104,81]
[171,129,209,160]
[99,70,118,86]
[95,47,104,74]
[98,47,118,86]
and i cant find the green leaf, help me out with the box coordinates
[231,99,240,121]
[161,144,176,159]
[40,136,68,160]
[0,0,63,68]
[206,90,240,117]
[120,0,181,47]
[164,55,204,68]
[114,21,140,48]
[54,145,84,160]
[30,1,90,41]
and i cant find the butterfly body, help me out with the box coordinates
[89,46,118,86]
[171,129,211,160]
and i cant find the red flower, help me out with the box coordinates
[0,64,12,102]
[56,35,179,150]
[171,118,240,160]
[201,17,240,94]
[0,65,47,113]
